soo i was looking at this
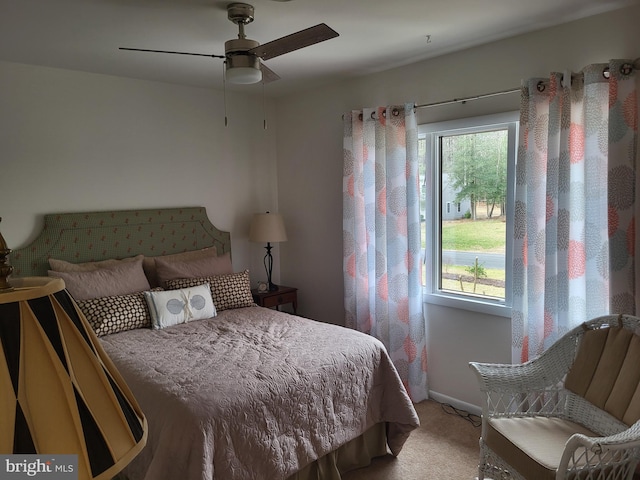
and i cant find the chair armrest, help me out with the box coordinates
[470,322,582,395]
[470,326,582,422]
[557,421,640,478]
[470,355,567,393]
[470,357,571,420]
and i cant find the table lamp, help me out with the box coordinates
[0,220,147,480]
[249,212,287,291]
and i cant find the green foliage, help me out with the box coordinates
[465,257,487,293]
[441,130,508,220]
[465,261,487,278]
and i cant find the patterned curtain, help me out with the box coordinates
[512,60,639,363]
[343,104,427,402]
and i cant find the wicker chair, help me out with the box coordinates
[469,314,640,480]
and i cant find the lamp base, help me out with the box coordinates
[264,243,279,292]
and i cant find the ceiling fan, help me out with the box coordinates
[120,2,339,85]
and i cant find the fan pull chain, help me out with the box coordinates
[223,61,228,127]
[262,81,267,130]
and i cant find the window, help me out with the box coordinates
[419,112,518,316]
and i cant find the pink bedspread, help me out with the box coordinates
[100,306,419,480]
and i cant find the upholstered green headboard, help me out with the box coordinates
[10,207,231,277]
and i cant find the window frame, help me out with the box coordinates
[419,111,519,317]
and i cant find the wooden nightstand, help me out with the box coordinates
[251,286,298,314]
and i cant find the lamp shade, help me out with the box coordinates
[0,277,147,479]
[249,212,287,243]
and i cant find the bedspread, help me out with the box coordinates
[100,306,419,480]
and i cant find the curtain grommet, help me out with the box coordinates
[536,81,546,93]
[620,63,633,76]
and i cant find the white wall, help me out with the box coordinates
[274,5,640,409]
[0,61,281,282]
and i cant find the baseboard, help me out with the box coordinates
[428,390,482,417]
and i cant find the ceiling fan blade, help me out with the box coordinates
[119,47,225,59]
[249,23,338,61]
[260,63,281,83]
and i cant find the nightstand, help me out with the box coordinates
[252,286,298,314]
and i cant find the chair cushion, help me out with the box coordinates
[565,326,640,426]
[486,417,597,480]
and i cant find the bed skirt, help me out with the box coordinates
[112,423,388,480]
[286,423,389,480]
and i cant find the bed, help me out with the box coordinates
[10,206,420,480]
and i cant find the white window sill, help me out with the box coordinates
[423,291,512,318]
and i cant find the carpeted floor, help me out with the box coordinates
[342,399,482,480]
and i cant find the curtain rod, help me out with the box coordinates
[416,58,640,110]
[414,87,520,110]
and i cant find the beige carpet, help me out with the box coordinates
[342,399,482,480]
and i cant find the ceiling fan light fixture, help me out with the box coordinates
[225,52,262,84]
[226,65,262,84]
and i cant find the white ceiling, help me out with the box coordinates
[1,0,638,97]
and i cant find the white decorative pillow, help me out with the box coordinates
[165,270,255,312]
[144,283,216,330]
[77,289,160,337]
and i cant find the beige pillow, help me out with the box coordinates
[49,254,144,272]
[155,252,233,286]
[48,257,151,301]
[143,246,218,287]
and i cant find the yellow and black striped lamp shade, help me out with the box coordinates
[0,277,147,479]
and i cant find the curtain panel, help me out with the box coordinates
[512,60,639,363]
[343,104,427,402]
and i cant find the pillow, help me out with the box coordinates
[49,254,144,272]
[155,252,233,286]
[165,270,255,312]
[144,284,216,329]
[48,257,151,301]
[77,289,160,337]
[142,246,218,287]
